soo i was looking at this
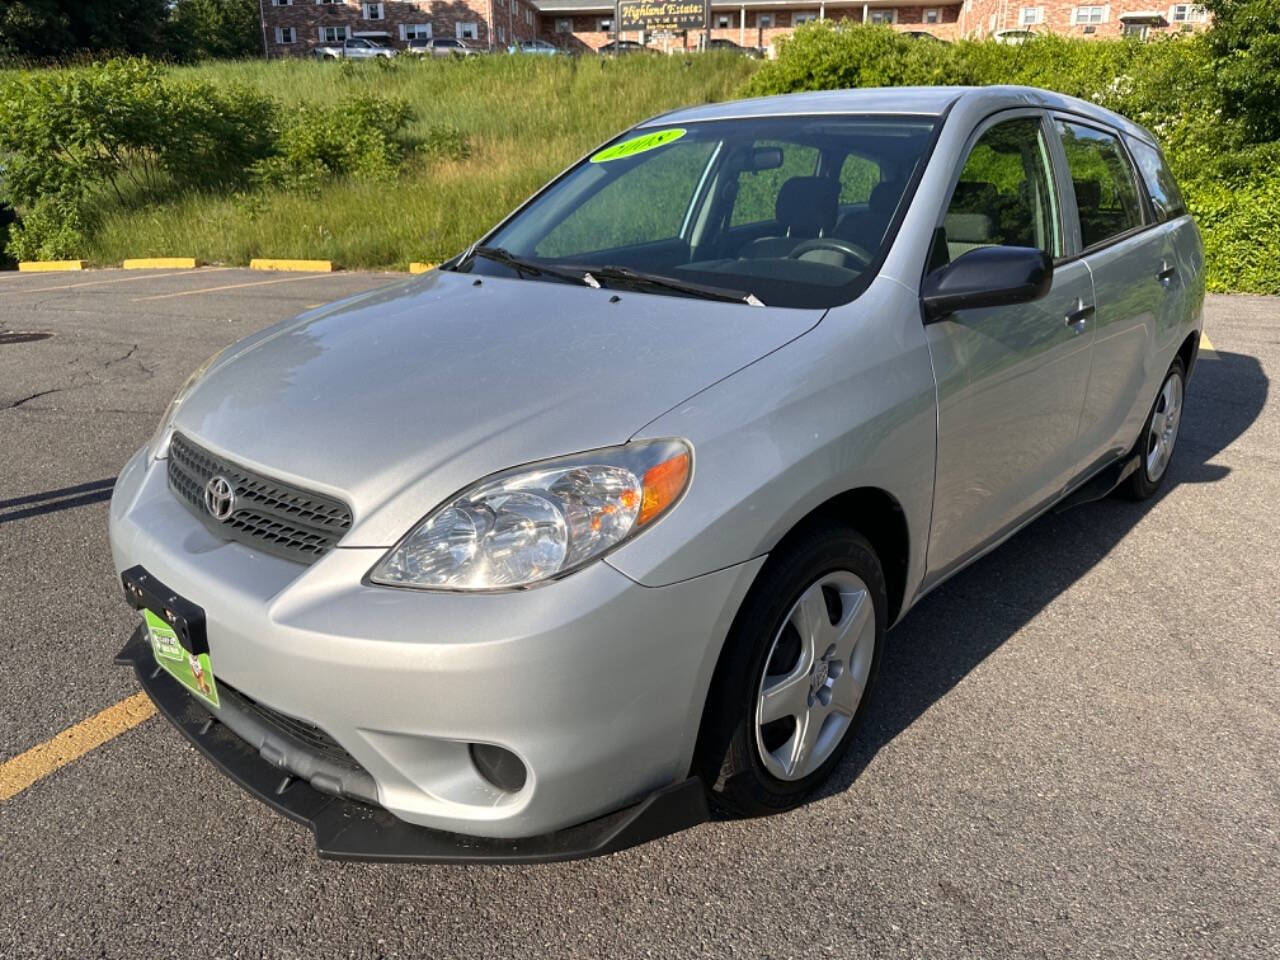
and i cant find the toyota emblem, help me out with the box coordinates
[203,475,236,522]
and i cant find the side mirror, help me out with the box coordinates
[921,245,1053,322]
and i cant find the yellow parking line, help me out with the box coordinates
[7,268,232,295]
[1200,331,1216,353]
[0,693,155,802]
[133,273,323,302]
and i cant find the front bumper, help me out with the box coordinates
[109,447,762,840]
[116,631,709,863]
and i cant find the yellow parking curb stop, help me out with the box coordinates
[123,257,199,270]
[18,260,84,272]
[250,258,334,273]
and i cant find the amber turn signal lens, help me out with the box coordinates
[638,451,690,526]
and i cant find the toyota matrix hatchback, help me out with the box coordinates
[111,86,1203,862]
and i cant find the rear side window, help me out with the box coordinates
[1055,121,1145,249]
[1126,137,1187,223]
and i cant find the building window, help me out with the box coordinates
[716,14,733,28]
[597,17,614,30]
[1169,4,1206,21]
[271,0,293,6]
[319,25,349,42]
[757,13,774,27]
[498,24,506,41]
[400,23,432,40]
[924,8,941,23]
[362,2,383,18]
[456,21,478,39]
[274,26,296,42]
[1019,6,1044,24]
[555,17,572,33]
[794,11,820,24]
[868,9,896,23]
[1122,23,1149,37]
[315,0,342,5]
[1073,5,1108,23]
[526,8,533,24]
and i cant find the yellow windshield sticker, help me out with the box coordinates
[590,128,686,164]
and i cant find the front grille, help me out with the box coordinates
[167,432,352,564]
[220,681,365,775]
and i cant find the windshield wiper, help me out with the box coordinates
[463,245,588,285]
[581,264,765,307]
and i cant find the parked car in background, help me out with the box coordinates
[993,28,1036,44]
[701,38,764,57]
[508,39,561,55]
[598,39,650,55]
[406,36,484,57]
[113,85,1203,864]
[313,35,396,59]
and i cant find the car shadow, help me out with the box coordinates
[813,347,1269,803]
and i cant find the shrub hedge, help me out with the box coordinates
[745,23,1280,294]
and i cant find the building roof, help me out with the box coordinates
[638,85,1160,145]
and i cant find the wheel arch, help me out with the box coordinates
[1177,328,1200,382]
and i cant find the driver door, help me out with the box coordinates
[923,111,1096,586]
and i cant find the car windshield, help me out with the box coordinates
[461,115,937,308]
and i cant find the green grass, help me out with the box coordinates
[74,54,757,269]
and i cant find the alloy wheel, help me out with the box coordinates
[1145,371,1184,482]
[754,571,876,782]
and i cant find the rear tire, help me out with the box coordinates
[694,525,886,817]
[1121,357,1185,500]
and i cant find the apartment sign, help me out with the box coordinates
[618,0,709,31]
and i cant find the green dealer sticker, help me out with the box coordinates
[590,128,686,164]
[145,609,219,709]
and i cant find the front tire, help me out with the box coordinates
[1122,357,1185,500]
[694,525,886,817]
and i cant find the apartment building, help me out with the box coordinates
[260,0,541,57]
[259,0,1209,58]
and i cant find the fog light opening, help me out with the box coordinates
[469,743,528,793]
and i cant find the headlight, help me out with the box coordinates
[146,348,224,460]
[369,439,692,591]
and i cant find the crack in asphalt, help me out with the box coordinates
[2,388,64,410]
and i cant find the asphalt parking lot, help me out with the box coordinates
[1,267,1277,959]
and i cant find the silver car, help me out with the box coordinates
[110,85,1203,862]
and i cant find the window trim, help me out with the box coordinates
[1049,112,1155,259]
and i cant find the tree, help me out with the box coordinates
[1203,0,1280,141]
[167,0,264,61]
[0,0,170,59]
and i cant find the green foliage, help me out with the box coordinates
[0,0,170,60]
[1202,0,1280,141]
[0,58,278,257]
[166,0,263,62]
[250,95,416,191]
[744,22,1280,294]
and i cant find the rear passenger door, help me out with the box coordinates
[1053,118,1164,478]
[924,111,1097,584]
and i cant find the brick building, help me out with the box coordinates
[259,0,1209,58]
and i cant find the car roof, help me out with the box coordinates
[640,85,1159,146]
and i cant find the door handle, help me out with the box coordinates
[1157,261,1177,283]
[1065,301,1095,328]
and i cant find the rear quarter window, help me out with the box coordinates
[1126,137,1187,223]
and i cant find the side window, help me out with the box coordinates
[1055,121,1144,249]
[1125,137,1186,223]
[838,153,880,206]
[941,116,1061,264]
[731,142,819,226]
[535,141,716,258]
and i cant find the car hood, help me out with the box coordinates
[172,270,823,546]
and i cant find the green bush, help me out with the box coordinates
[744,23,1280,294]
[0,57,276,257]
[250,95,417,191]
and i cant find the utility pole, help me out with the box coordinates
[258,0,270,60]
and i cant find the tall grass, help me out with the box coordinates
[81,54,756,268]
